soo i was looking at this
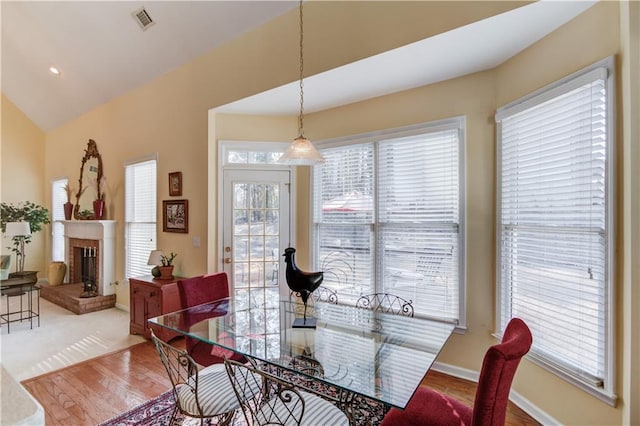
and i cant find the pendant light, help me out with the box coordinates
[278,0,325,165]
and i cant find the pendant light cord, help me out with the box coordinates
[298,0,305,138]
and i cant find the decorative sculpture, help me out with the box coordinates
[283,247,323,328]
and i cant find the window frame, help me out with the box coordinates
[51,177,69,262]
[495,56,616,405]
[312,117,466,327]
[124,154,158,280]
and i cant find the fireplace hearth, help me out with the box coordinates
[39,283,115,314]
[40,220,117,314]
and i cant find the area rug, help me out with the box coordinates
[99,388,389,425]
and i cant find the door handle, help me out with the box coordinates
[224,258,232,264]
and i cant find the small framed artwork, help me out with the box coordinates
[169,171,182,196]
[163,199,188,233]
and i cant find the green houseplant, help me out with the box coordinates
[157,252,177,280]
[0,201,51,273]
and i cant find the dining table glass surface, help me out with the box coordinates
[149,297,455,409]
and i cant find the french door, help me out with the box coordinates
[222,169,291,308]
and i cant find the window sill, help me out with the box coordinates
[526,352,618,407]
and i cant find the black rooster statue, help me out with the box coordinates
[283,247,323,328]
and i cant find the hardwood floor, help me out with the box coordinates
[22,340,172,426]
[22,337,539,425]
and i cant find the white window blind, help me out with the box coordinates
[51,178,68,261]
[313,143,374,305]
[497,59,614,399]
[125,158,157,278]
[378,131,460,321]
[313,119,464,323]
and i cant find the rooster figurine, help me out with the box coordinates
[283,247,323,328]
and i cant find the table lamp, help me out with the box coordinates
[5,221,31,274]
[147,250,164,277]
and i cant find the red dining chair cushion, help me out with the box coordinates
[177,272,245,367]
[178,273,229,308]
[382,318,532,426]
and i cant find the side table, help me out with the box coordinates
[129,275,183,342]
[1,271,40,333]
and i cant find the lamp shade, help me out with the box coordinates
[147,250,164,266]
[5,221,31,237]
[278,136,325,166]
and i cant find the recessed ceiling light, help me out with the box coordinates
[49,66,61,75]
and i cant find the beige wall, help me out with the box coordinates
[0,95,47,273]
[2,1,637,424]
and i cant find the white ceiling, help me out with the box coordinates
[1,1,596,132]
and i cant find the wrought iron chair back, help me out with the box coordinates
[313,286,338,304]
[356,293,414,317]
[292,285,338,305]
[224,357,306,425]
[224,357,349,426]
[150,330,237,425]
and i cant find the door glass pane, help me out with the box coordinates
[233,182,281,308]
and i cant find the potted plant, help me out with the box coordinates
[158,252,177,280]
[0,201,51,273]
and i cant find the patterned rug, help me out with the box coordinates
[99,388,388,425]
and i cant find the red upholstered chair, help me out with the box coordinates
[177,272,245,367]
[381,318,533,426]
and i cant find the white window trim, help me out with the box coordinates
[312,117,467,329]
[216,140,295,271]
[495,56,616,405]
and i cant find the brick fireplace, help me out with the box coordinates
[40,220,117,314]
[68,238,99,290]
[63,220,116,296]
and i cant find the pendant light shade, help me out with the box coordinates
[279,136,325,165]
[278,0,325,166]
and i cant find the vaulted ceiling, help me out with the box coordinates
[1,1,596,132]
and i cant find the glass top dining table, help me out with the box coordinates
[149,297,455,410]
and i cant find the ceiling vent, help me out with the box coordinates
[133,7,155,31]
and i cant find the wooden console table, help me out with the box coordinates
[129,275,183,342]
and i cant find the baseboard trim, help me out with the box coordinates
[432,361,561,425]
[115,302,129,312]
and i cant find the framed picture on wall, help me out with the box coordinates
[169,171,182,196]
[163,199,188,233]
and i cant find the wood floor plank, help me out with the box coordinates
[51,368,112,425]
[23,378,75,425]
[22,337,539,425]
